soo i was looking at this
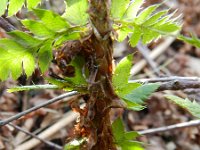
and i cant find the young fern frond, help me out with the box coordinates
[112,118,143,150]
[0,7,84,80]
[178,34,200,48]
[113,54,159,111]
[111,0,181,46]
[165,95,200,119]
[0,0,41,16]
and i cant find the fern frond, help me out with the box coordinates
[112,1,181,46]
[165,95,200,119]
[0,8,84,80]
[178,34,200,48]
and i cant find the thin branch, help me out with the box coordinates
[137,41,160,75]
[0,91,78,126]
[157,80,200,91]
[129,76,200,83]
[0,17,16,32]
[15,111,78,150]
[138,120,200,135]
[129,76,200,91]
[8,123,62,150]
[130,37,175,76]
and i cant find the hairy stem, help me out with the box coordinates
[79,0,117,149]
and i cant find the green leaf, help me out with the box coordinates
[142,10,169,26]
[54,32,80,47]
[0,38,25,51]
[120,141,144,150]
[141,28,160,44]
[22,19,55,38]
[64,144,79,150]
[123,99,145,111]
[8,30,43,48]
[64,138,86,150]
[112,54,146,111]
[38,40,52,73]
[111,0,129,19]
[129,26,142,47]
[178,34,200,48]
[135,4,159,24]
[22,52,35,77]
[0,0,7,16]
[117,83,141,97]
[8,0,25,16]
[0,39,35,80]
[112,118,143,150]
[153,15,171,26]
[33,8,70,32]
[27,0,41,10]
[112,2,181,46]
[63,0,89,25]
[0,48,9,80]
[112,118,125,143]
[113,54,133,89]
[46,78,73,91]
[8,84,58,92]
[165,95,200,119]
[153,22,180,33]
[124,131,140,140]
[117,27,131,42]
[64,56,87,86]
[124,83,160,105]
[115,83,144,111]
[114,83,143,111]
[46,56,88,92]
[122,0,144,21]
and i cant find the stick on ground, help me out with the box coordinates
[15,111,78,150]
[131,37,175,76]
[0,91,78,126]
[8,123,62,150]
[137,41,160,75]
[139,120,200,135]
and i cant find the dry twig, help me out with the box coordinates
[139,120,200,135]
[129,76,200,91]
[131,37,175,76]
[0,91,78,126]
[15,111,78,150]
[137,42,160,75]
[8,123,62,150]
[129,76,200,83]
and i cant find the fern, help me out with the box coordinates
[111,0,181,46]
[165,95,200,119]
[112,118,144,150]
[0,0,41,16]
[62,0,89,25]
[178,34,200,48]
[1,0,200,149]
[0,0,7,16]
[113,55,159,110]
[0,7,84,80]
[0,39,35,80]
[8,0,24,16]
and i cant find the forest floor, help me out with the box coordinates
[1,0,200,150]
